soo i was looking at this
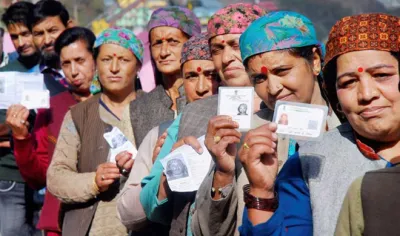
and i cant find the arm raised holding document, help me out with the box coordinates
[204,115,241,199]
[238,123,279,225]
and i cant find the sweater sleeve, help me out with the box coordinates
[335,176,364,236]
[13,109,49,189]
[117,126,159,230]
[239,153,313,236]
[47,111,98,204]
[190,166,238,236]
[140,114,182,225]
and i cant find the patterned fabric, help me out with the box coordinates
[355,135,380,160]
[181,33,212,66]
[207,3,265,39]
[325,13,400,67]
[147,6,201,37]
[40,65,69,89]
[94,27,144,64]
[240,11,324,64]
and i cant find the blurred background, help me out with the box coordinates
[0,0,399,90]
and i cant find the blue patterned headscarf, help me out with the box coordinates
[94,27,144,63]
[240,11,324,64]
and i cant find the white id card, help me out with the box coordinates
[103,126,137,163]
[273,101,328,140]
[20,90,50,109]
[218,87,254,131]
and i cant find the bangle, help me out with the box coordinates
[92,175,100,194]
[243,184,278,212]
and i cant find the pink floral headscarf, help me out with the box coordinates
[207,3,266,40]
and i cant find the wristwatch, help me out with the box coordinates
[243,184,279,212]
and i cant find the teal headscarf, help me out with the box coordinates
[240,11,324,65]
[94,27,144,63]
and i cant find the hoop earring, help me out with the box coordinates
[336,103,343,113]
[90,70,102,95]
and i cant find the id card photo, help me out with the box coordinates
[273,101,328,140]
[218,87,254,131]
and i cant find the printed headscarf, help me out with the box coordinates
[207,3,265,40]
[94,27,144,63]
[324,13,400,67]
[181,33,212,66]
[147,6,201,37]
[240,11,324,65]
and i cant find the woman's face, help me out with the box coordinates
[96,44,139,94]
[336,50,400,142]
[60,40,95,95]
[182,60,219,103]
[246,49,321,110]
[150,26,189,76]
[239,104,247,113]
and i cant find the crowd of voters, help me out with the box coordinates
[0,0,400,235]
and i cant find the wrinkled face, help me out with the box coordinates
[96,44,139,94]
[32,16,67,62]
[247,49,321,110]
[60,40,95,95]
[150,26,188,76]
[336,50,400,142]
[182,60,219,103]
[209,34,250,87]
[8,23,37,57]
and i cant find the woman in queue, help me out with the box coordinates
[46,27,144,236]
[238,13,400,236]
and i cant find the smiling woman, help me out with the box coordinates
[236,13,400,236]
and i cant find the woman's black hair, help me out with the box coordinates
[323,51,400,122]
[54,27,96,56]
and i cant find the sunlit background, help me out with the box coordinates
[1,0,399,90]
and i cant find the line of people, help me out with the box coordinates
[0,0,399,236]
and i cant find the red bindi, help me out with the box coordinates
[162,37,165,41]
[197,67,202,72]
[113,53,117,57]
[358,67,364,73]
[261,66,268,74]
[221,40,225,44]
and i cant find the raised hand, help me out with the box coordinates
[204,115,242,175]
[239,123,279,198]
[6,105,30,140]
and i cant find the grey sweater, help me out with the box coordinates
[299,122,387,236]
[130,85,186,147]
